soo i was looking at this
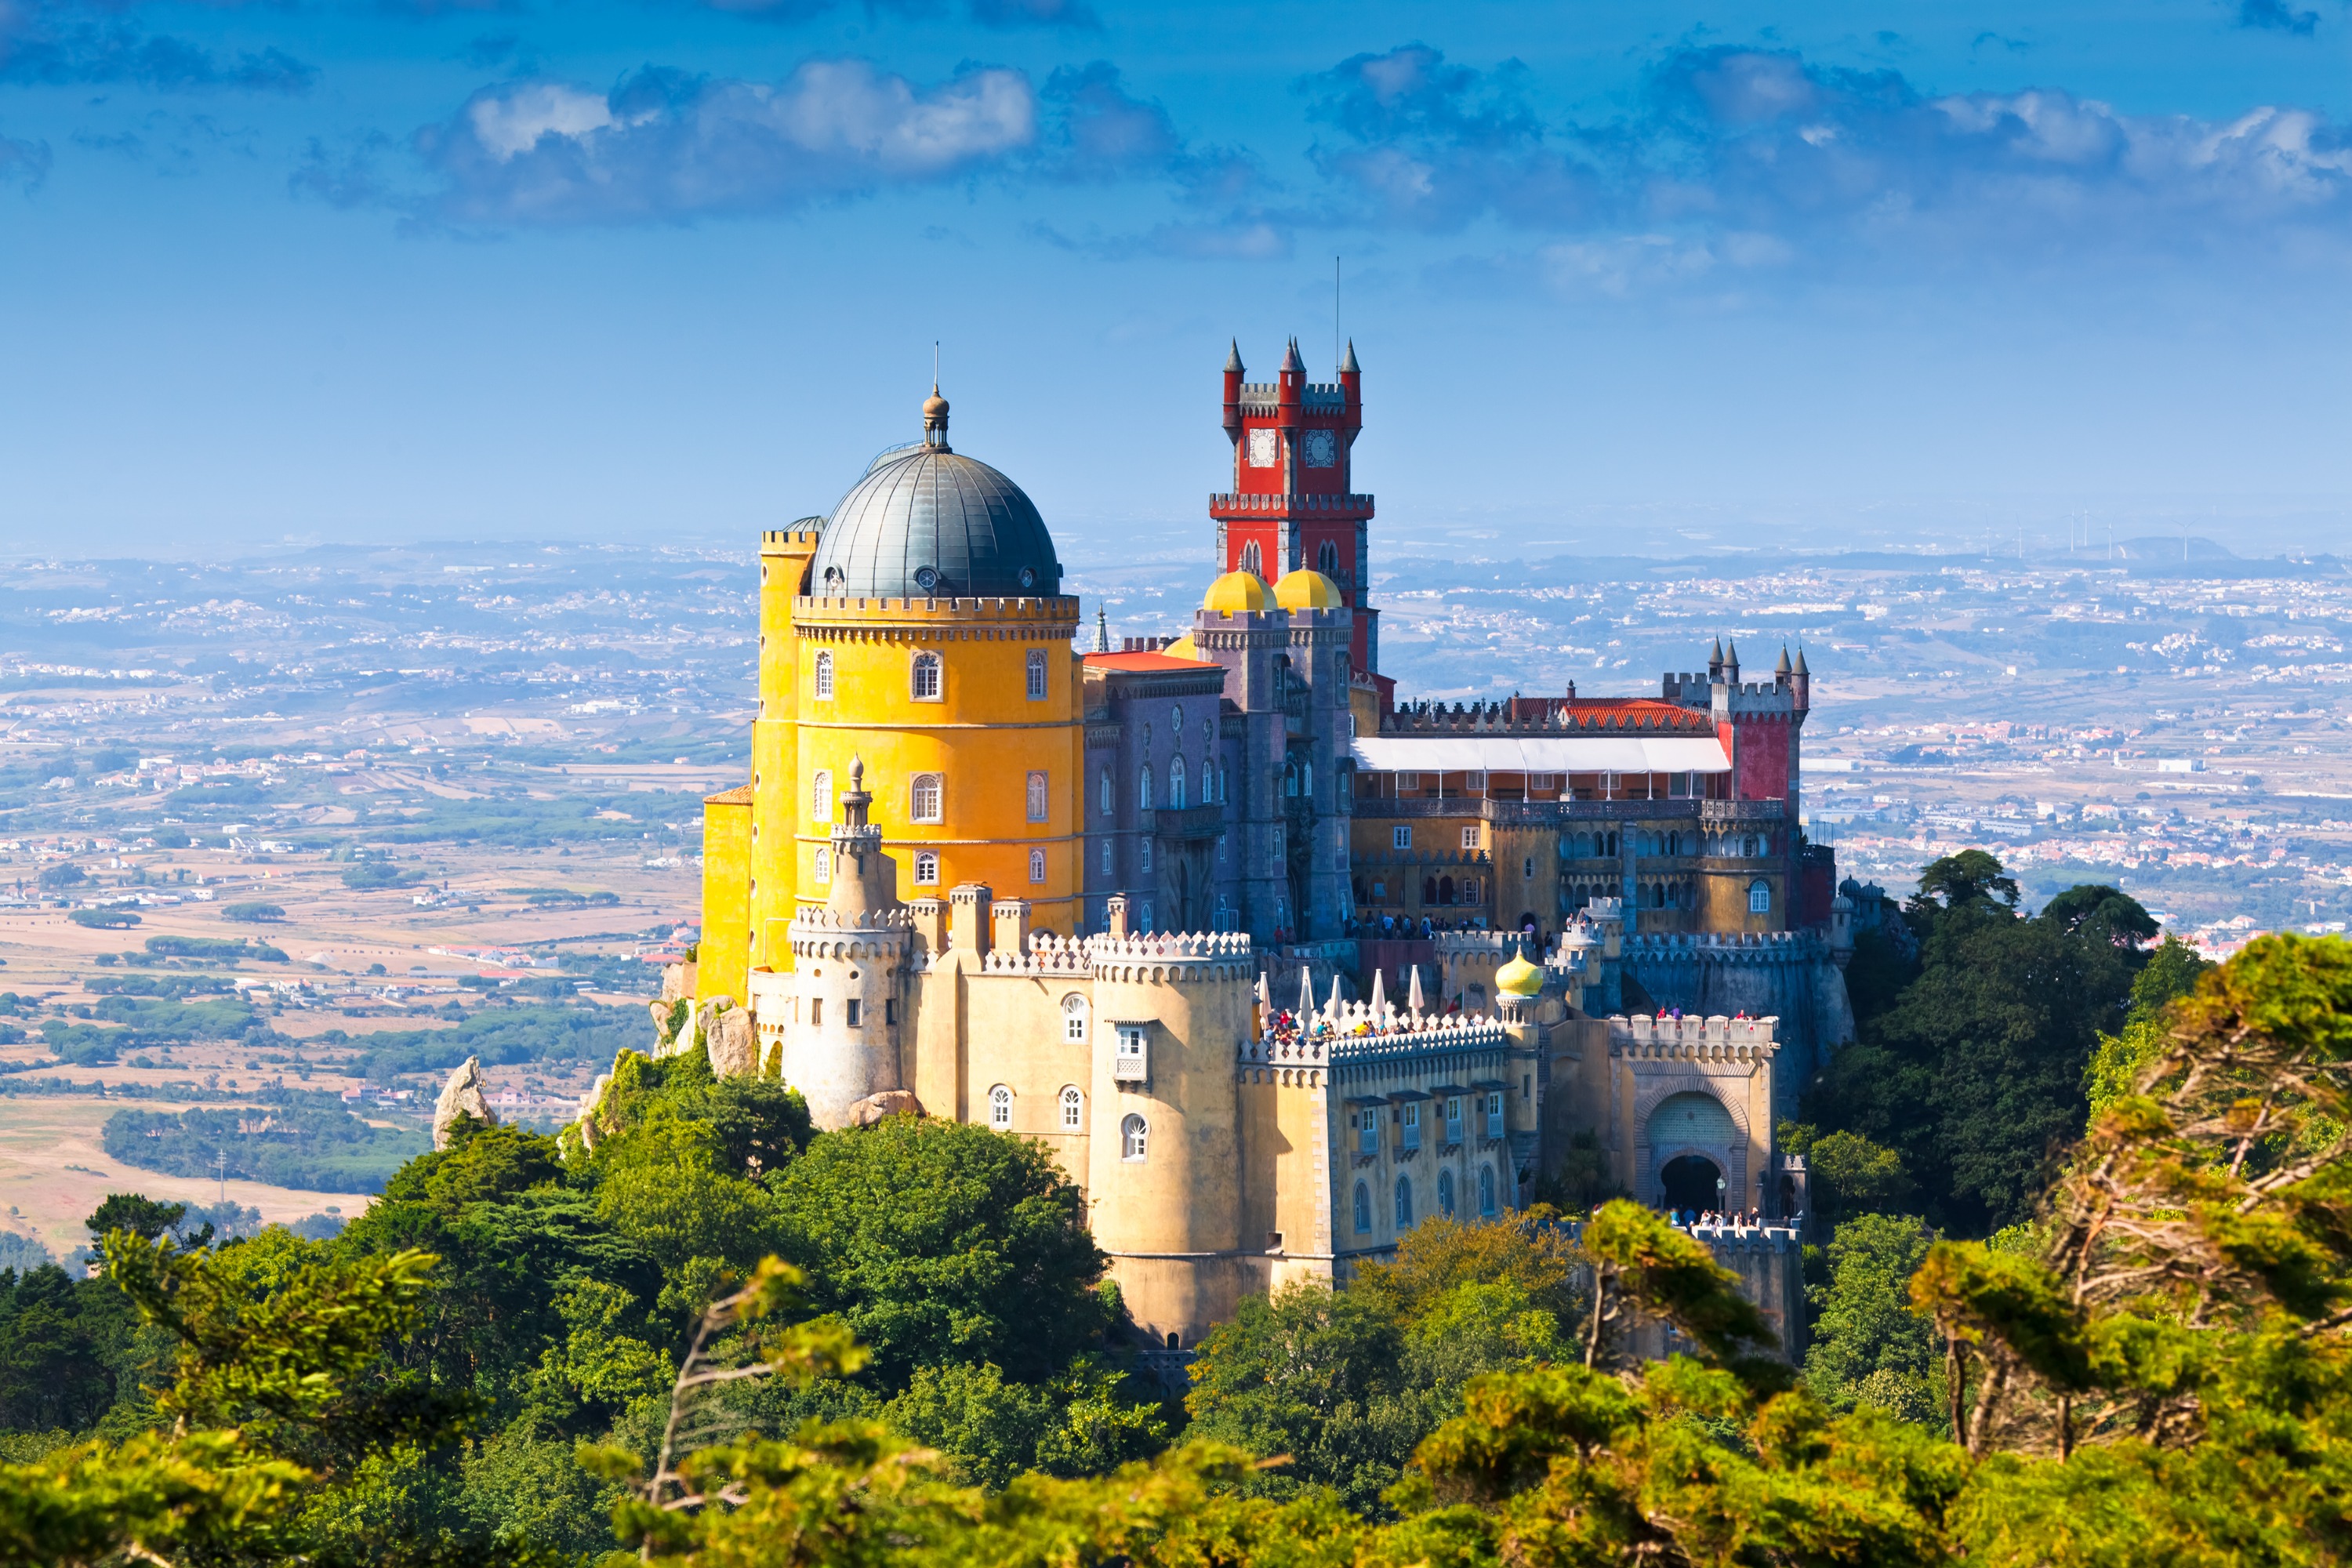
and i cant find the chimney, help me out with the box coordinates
[949,883,992,956]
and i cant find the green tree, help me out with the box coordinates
[1802,1213,1939,1420]
[1810,858,2143,1233]
[772,1115,1108,1388]
[2037,883,2159,946]
[1913,848,2018,913]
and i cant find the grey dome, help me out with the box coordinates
[811,440,1062,600]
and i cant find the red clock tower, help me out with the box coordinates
[1214,336,1379,679]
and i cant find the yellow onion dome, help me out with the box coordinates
[1163,632,1203,660]
[1202,569,1271,615]
[1495,951,1544,997]
[1272,568,1343,611]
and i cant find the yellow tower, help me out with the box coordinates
[703,387,1085,978]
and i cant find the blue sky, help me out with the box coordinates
[0,0,2347,561]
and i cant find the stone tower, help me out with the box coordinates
[782,758,912,1129]
[1213,337,1377,676]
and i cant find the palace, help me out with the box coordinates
[681,343,1854,1356]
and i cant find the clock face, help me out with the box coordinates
[1247,428,1279,469]
[1301,428,1338,468]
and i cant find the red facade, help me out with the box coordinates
[1214,338,1377,674]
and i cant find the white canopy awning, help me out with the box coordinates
[1350,735,1732,774]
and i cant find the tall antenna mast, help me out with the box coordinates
[932,339,939,389]
[1334,256,1341,375]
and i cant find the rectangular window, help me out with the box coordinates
[1460,826,1479,851]
[1465,771,1486,790]
[845,998,861,1028]
[1397,771,1419,792]
[1392,826,1412,850]
[1371,880,1385,900]
[1485,1092,1504,1141]
[1445,1098,1462,1143]
[810,998,823,1028]
[1113,1025,1148,1083]
[1669,771,1692,798]
[1357,1110,1377,1154]
[1401,1101,1421,1149]
[884,998,896,1025]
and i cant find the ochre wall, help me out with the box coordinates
[698,789,753,1007]
[793,594,1083,936]
[751,531,817,974]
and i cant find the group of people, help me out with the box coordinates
[1667,1207,1765,1229]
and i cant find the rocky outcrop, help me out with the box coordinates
[703,1001,756,1078]
[845,1088,922,1126]
[659,961,697,1004]
[433,1056,497,1151]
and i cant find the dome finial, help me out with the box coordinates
[922,379,950,448]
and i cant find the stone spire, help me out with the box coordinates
[1341,338,1359,375]
[1093,608,1109,652]
[1225,339,1243,373]
[1792,644,1809,675]
[1280,337,1305,373]
[1776,644,1793,677]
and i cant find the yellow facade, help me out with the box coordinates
[699,786,753,1006]
[791,593,1084,938]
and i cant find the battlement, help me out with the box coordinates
[1233,382,1349,413]
[1607,1013,1778,1058]
[1431,930,1523,956]
[1242,1007,1512,1069]
[760,528,822,550]
[1376,700,1715,735]
[793,594,1081,627]
[1085,931,1254,962]
[791,906,916,932]
[1624,931,1821,964]
[1209,492,1374,517]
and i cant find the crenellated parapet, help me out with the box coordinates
[1624,930,1823,964]
[1607,1012,1778,1060]
[1377,701,1715,735]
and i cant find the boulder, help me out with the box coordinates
[705,1004,757,1079]
[845,1089,922,1126]
[432,1055,497,1151]
[659,961,697,1005]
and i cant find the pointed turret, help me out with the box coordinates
[1221,340,1244,442]
[1791,644,1811,711]
[1708,637,1725,678]
[1792,644,1809,676]
[1093,608,1109,653]
[1776,644,1792,677]
[1280,338,1305,374]
[1724,640,1740,683]
[1340,338,1359,375]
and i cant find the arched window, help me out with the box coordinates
[1423,877,1438,905]
[1025,649,1047,701]
[1139,838,1152,872]
[910,774,942,822]
[1218,762,1229,804]
[1439,876,1455,905]
[1138,765,1154,811]
[1438,1168,1456,1218]
[1099,768,1112,815]
[911,651,942,702]
[1059,1085,1083,1131]
[1301,758,1312,798]
[1479,1164,1497,1218]
[1748,878,1772,914]
[1029,848,1046,884]
[1318,540,1339,575]
[813,848,831,885]
[988,1084,1013,1131]
[1394,1174,1414,1228]
[1352,1180,1372,1233]
[1240,542,1262,576]
[1138,900,1154,931]
[811,769,833,822]
[1026,770,1048,823]
[1121,1113,1148,1161]
[1099,838,1112,874]
[813,651,834,701]
[1062,994,1087,1043]
[913,851,939,886]
[1169,756,1187,810]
